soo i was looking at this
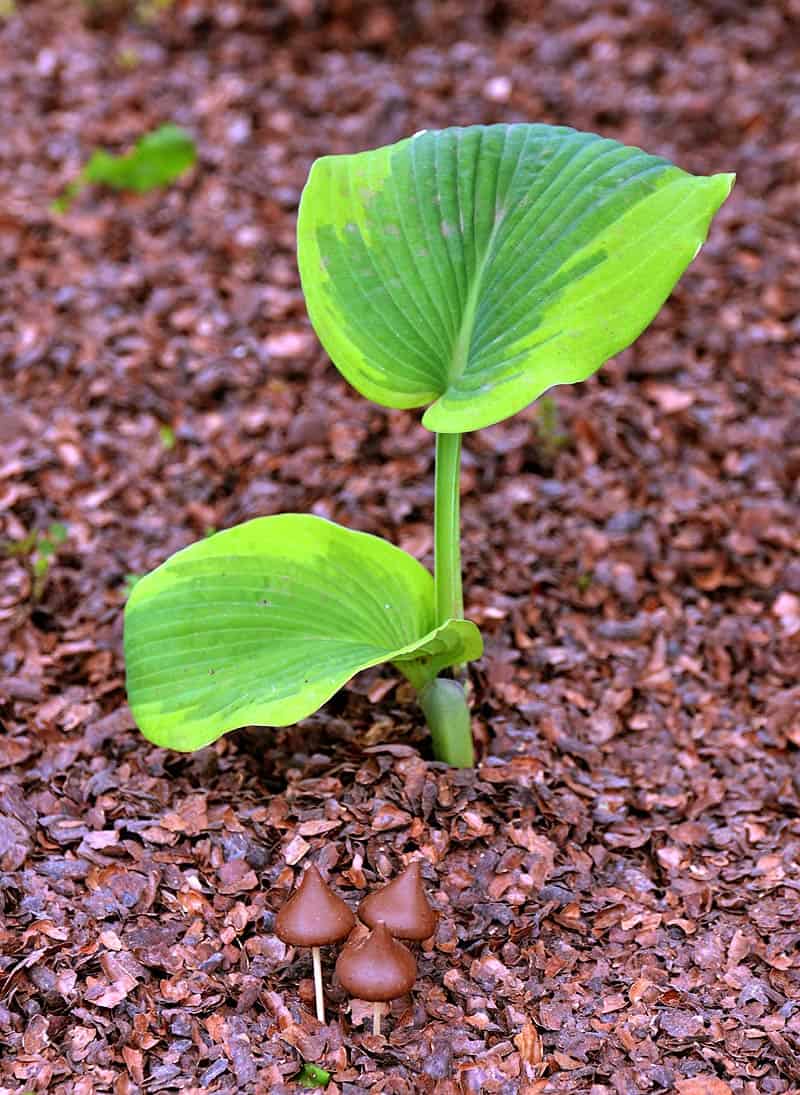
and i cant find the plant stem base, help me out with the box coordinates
[419,677,474,767]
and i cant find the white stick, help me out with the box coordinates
[312,946,325,1024]
[373,1001,383,1035]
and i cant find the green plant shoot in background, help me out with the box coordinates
[2,522,68,601]
[124,123,733,766]
[53,123,196,212]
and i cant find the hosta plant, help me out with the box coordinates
[124,123,733,766]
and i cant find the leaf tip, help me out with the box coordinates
[719,171,737,192]
[704,170,736,211]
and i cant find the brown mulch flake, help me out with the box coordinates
[1,0,799,1092]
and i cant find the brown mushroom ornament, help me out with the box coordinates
[335,920,417,1035]
[275,864,355,1024]
[358,860,438,941]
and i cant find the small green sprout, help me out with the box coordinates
[53,123,196,212]
[3,522,68,601]
[136,0,174,22]
[295,1063,331,1088]
[117,47,141,70]
[123,124,733,766]
[159,424,176,450]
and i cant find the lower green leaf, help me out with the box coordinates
[124,515,482,751]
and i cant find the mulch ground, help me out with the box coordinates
[1,1,799,1092]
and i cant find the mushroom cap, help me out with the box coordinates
[358,860,438,940]
[335,920,417,1002]
[275,864,355,948]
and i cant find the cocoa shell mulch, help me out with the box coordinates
[1,1,799,1092]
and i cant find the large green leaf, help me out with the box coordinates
[297,124,734,432]
[124,515,482,751]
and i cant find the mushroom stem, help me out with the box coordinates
[312,946,324,1024]
[373,1001,383,1036]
